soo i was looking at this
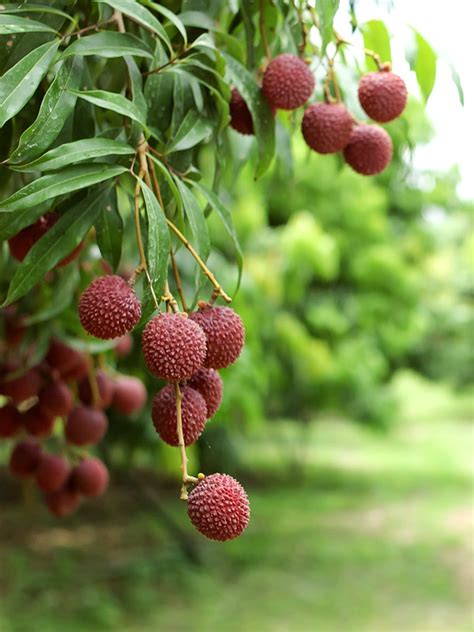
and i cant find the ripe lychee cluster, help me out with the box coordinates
[229,53,407,176]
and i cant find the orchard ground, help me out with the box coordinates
[0,371,472,632]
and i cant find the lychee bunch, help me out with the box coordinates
[358,68,407,123]
[79,275,141,340]
[343,124,392,175]
[263,54,315,110]
[302,102,353,154]
[188,368,223,418]
[152,384,207,446]
[142,312,207,381]
[187,473,250,541]
[190,303,245,369]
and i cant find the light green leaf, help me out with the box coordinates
[0,39,60,127]
[0,14,58,34]
[60,31,154,60]
[223,54,275,178]
[0,164,126,212]
[70,89,148,129]
[11,138,135,172]
[362,20,391,70]
[95,188,123,272]
[8,56,83,165]
[167,110,213,152]
[316,0,340,55]
[414,31,437,102]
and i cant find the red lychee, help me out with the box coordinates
[230,88,254,135]
[187,473,250,541]
[38,380,73,417]
[46,338,91,381]
[151,385,207,447]
[78,370,115,409]
[45,486,80,517]
[36,453,70,493]
[188,368,223,418]
[71,457,109,497]
[189,304,244,370]
[262,53,315,110]
[9,440,42,478]
[343,124,392,175]
[112,376,147,415]
[0,367,42,405]
[115,333,133,358]
[358,69,407,123]
[302,102,353,154]
[23,404,55,438]
[79,275,142,340]
[142,312,207,382]
[0,404,22,438]
[65,406,108,446]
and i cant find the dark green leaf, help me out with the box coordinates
[95,187,123,271]
[223,54,275,178]
[8,56,83,165]
[0,5,77,25]
[70,89,148,129]
[174,177,210,263]
[25,266,80,325]
[0,14,58,34]
[167,110,213,152]
[142,0,187,45]
[0,39,60,127]
[362,20,391,70]
[414,31,436,102]
[11,138,135,172]
[316,0,340,55]
[0,164,127,212]
[0,202,50,241]
[60,31,154,60]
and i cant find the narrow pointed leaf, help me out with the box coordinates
[362,20,391,70]
[142,0,187,44]
[174,177,210,263]
[70,89,147,129]
[414,31,437,102]
[95,188,124,272]
[167,110,213,152]
[316,0,340,55]
[0,14,58,34]
[60,31,154,59]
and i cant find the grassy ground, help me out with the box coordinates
[0,372,472,632]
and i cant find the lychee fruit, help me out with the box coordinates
[36,453,70,493]
[229,88,275,135]
[65,406,108,446]
[1,367,42,404]
[112,376,147,415]
[45,485,80,517]
[38,380,73,417]
[151,385,207,447]
[142,312,207,382]
[78,370,115,409]
[188,368,223,418]
[115,333,133,358]
[343,124,392,175]
[189,304,244,369]
[71,458,109,497]
[46,338,91,381]
[78,275,142,340]
[0,404,22,438]
[23,404,55,438]
[358,69,407,123]
[9,439,42,478]
[187,473,250,541]
[302,102,353,154]
[262,53,315,110]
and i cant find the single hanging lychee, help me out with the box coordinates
[262,54,315,110]
[38,380,74,417]
[9,440,42,478]
[79,275,141,340]
[112,376,147,415]
[358,68,407,123]
[343,124,392,175]
[45,485,81,517]
[190,304,244,369]
[78,370,115,409]
[36,453,70,493]
[302,102,353,154]
[71,457,109,497]
[188,368,223,418]
[151,384,207,446]
[65,406,108,446]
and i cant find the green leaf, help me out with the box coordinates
[0,203,50,241]
[362,20,391,70]
[70,89,148,129]
[174,177,210,263]
[0,39,60,127]
[0,14,58,34]
[96,0,172,53]
[8,56,83,165]
[60,31,154,60]
[95,188,123,272]
[3,187,110,305]
[0,164,126,212]
[316,0,340,55]
[167,110,213,152]
[449,63,464,107]
[191,181,243,292]
[11,138,135,172]
[139,180,171,303]
[414,31,436,102]
[125,57,148,118]
[147,154,183,216]
[25,266,80,325]
[142,0,187,45]
[223,54,275,178]
[0,5,77,26]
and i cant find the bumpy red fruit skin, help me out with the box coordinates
[0,404,22,438]
[343,125,392,175]
[78,370,115,409]
[190,305,245,370]
[23,404,55,438]
[151,385,207,447]
[46,338,91,380]
[112,376,147,415]
[1,368,42,404]
[36,453,70,493]
[65,406,108,446]
[187,473,250,541]
[229,88,254,135]
[188,368,223,418]
[262,54,315,110]
[71,458,109,497]
[45,486,80,517]
[302,102,353,154]
[38,380,73,417]
[9,440,42,478]
[358,70,407,123]
[142,313,207,382]
[79,275,141,340]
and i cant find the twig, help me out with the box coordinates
[259,0,271,61]
[175,382,198,500]
[170,248,188,312]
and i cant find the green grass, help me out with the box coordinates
[0,371,472,632]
